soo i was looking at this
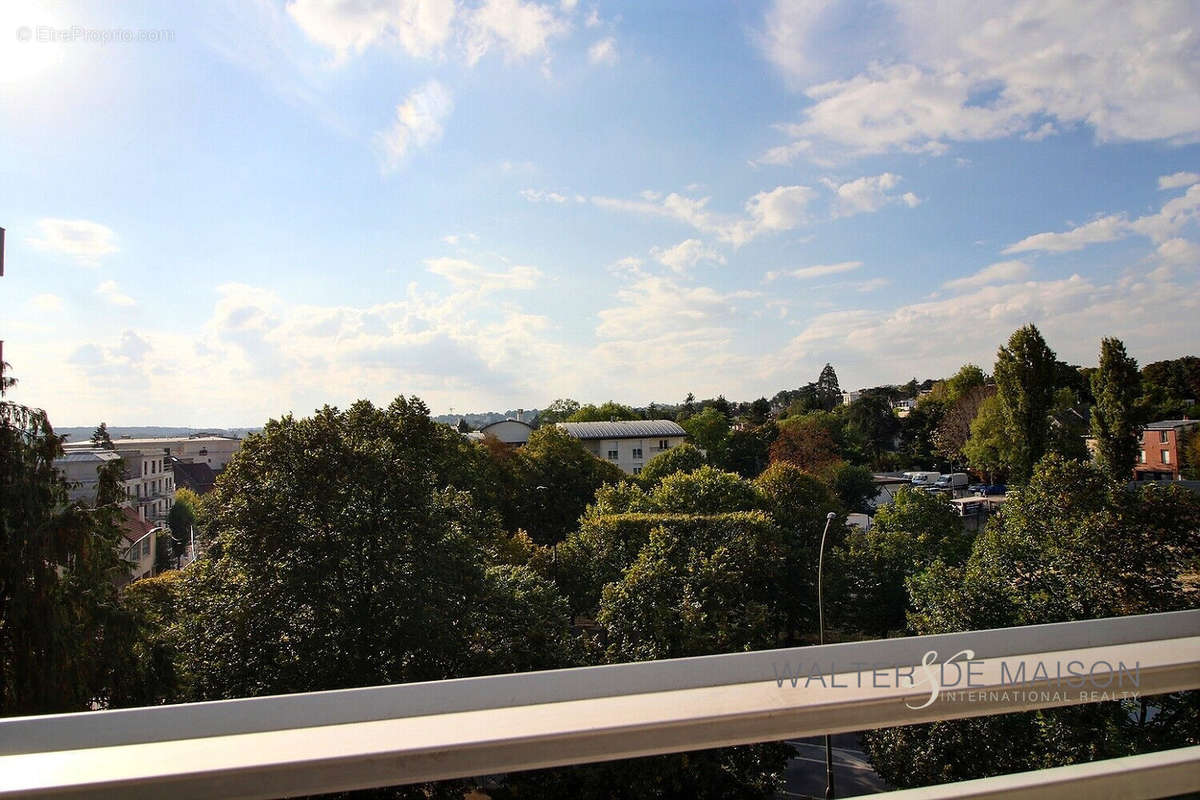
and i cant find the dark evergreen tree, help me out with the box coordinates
[993,324,1058,484]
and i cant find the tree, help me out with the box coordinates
[844,393,900,464]
[536,398,581,426]
[816,362,841,411]
[962,395,1014,482]
[748,397,771,425]
[173,398,581,707]
[867,456,1200,789]
[0,365,137,715]
[637,442,705,486]
[91,421,116,450]
[680,406,730,462]
[723,423,776,478]
[508,427,625,545]
[566,401,640,423]
[832,463,877,513]
[1137,357,1200,420]
[933,385,993,466]
[768,417,842,477]
[1091,337,1141,481]
[993,324,1058,484]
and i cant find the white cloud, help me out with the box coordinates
[1159,172,1200,190]
[520,188,569,203]
[425,257,542,292]
[1004,214,1128,254]
[375,80,453,171]
[286,0,457,62]
[1005,181,1200,253]
[943,260,1031,291]
[96,280,135,307]
[28,219,119,266]
[464,0,569,66]
[822,172,917,217]
[29,293,63,312]
[651,239,726,274]
[588,36,617,65]
[592,185,816,246]
[766,260,862,281]
[759,0,1200,161]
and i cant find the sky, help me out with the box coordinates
[1,0,1198,426]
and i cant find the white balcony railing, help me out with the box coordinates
[0,610,1197,799]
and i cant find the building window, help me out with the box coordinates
[632,447,643,459]
[1162,450,1171,464]
[658,439,668,449]
[142,538,151,557]
[1140,450,1146,463]
[1160,430,1170,444]
[607,449,618,460]
[199,448,208,456]
[633,466,642,474]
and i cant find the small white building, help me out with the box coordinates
[557,420,688,475]
[476,419,534,446]
[54,449,126,504]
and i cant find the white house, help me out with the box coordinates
[557,420,688,475]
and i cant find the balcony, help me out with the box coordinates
[0,610,1196,799]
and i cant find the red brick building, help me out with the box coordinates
[1134,419,1198,481]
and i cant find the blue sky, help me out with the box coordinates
[1,0,1198,426]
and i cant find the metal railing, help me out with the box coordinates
[0,610,1197,799]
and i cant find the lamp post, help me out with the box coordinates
[818,510,837,800]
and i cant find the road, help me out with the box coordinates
[778,733,890,799]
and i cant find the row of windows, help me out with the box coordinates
[1139,450,1171,464]
[604,440,675,462]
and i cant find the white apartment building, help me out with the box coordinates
[65,434,243,471]
[557,420,688,475]
[54,449,125,504]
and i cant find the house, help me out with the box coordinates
[557,420,687,475]
[1134,419,1197,481]
[53,448,126,504]
[173,459,217,494]
[841,390,862,406]
[64,434,243,471]
[475,418,534,446]
[119,507,160,585]
[63,441,178,523]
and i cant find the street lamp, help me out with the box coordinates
[818,510,837,800]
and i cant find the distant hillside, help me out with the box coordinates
[58,426,260,443]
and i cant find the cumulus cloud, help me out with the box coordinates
[822,173,918,217]
[376,80,453,171]
[593,185,815,247]
[588,37,617,65]
[425,257,542,292]
[758,0,1200,161]
[286,0,457,62]
[651,239,726,274]
[765,260,862,281]
[1159,172,1200,190]
[96,280,135,307]
[943,260,1031,291]
[28,218,119,266]
[1005,181,1200,253]
[519,188,569,203]
[463,0,569,66]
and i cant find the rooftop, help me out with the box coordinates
[53,449,122,464]
[1144,419,1198,430]
[558,420,687,440]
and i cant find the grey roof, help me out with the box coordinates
[54,449,122,464]
[480,419,534,432]
[557,420,687,440]
[1144,419,1199,430]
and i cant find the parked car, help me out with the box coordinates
[973,484,1007,496]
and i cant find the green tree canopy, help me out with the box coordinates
[637,441,706,487]
[173,398,580,703]
[566,401,641,423]
[90,421,115,450]
[680,406,730,462]
[1091,337,1141,480]
[993,324,1058,484]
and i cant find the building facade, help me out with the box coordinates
[1135,419,1197,481]
[557,420,688,475]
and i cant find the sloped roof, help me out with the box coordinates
[120,506,155,543]
[55,449,122,464]
[1144,419,1198,430]
[173,461,217,494]
[557,420,687,440]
